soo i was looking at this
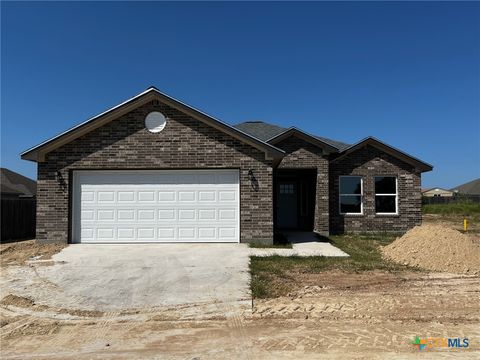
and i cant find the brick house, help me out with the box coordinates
[21,87,432,244]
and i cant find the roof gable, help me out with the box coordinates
[422,187,452,193]
[331,137,433,173]
[234,121,350,151]
[21,88,284,162]
[266,127,339,154]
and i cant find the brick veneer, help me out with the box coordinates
[36,100,274,244]
[275,136,330,235]
[329,145,422,233]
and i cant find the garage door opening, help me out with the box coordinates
[72,170,240,243]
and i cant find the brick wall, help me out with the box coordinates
[276,136,330,235]
[329,145,422,234]
[36,100,274,244]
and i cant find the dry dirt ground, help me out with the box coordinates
[423,213,480,234]
[1,236,480,359]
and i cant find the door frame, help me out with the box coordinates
[273,168,317,231]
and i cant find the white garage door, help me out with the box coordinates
[72,170,240,243]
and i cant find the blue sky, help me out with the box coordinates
[1,1,479,188]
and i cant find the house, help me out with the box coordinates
[422,188,454,197]
[21,87,433,244]
[0,168,36,199]
[451,178,480,195]
[1,168,37,241]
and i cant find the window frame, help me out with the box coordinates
[374,176,398,215]
[339,175,363,215]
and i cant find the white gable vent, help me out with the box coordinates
[145,112,167,133]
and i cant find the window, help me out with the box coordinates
[280,183,295,194]
[339,176,362,214]
[375,176,397,214]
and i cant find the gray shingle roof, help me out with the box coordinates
[0,168,36,197]
[451,178,480,195]
[234,121,287,142]
[233,121,350,151]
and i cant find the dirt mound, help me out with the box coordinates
[0,240,66,266]
[2,320,61,339]
[383,224,480,274]
[0,294,35,308]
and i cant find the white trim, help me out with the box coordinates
[374,176,398,215]
[339,175,363,215]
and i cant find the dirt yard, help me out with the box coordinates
[1,270,479,359]
[423,213,480,234]
[0,240,66,267]
[1,227,480,359]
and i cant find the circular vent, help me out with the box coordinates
[145,112,167,133]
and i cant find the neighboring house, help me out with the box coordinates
[422,188,454,197]
[0,168,36,199]
[21,87,432,244]
[1,168,37,241]
[451,178,480,195]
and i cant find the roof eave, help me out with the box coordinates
[266,127,339,153]
[331,137,433,173]
[20,88,285,162]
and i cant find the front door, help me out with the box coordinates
[276,181,298,228]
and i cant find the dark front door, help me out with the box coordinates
[275,169,317,231]
[276,181,298,228]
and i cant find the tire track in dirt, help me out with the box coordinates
[208,267,254,360]
[0,316,34,339]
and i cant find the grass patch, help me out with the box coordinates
[422,203,480,216]
[250,233,412,298]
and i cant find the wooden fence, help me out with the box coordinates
[1,198,36,241]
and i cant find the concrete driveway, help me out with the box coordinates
[3,244,252,314]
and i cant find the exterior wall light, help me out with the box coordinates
[248,169,259,192]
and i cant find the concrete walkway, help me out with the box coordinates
[250,232,349,257]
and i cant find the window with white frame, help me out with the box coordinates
[375,176,397,214]
[339,176,363,214]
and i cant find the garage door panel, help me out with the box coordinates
[198,191,216,202]
[97,228,114,240]
[198,209,216,220]
[137,228,155,240]
[118,191,135,202]
[118,228,135,239]
[158,209,175,220]
[81,228,94,240]
[158,191,175,202]
[178,191,196,202]
[73,170,239,243]
[219,228,237,239]
[118,210,135,220]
